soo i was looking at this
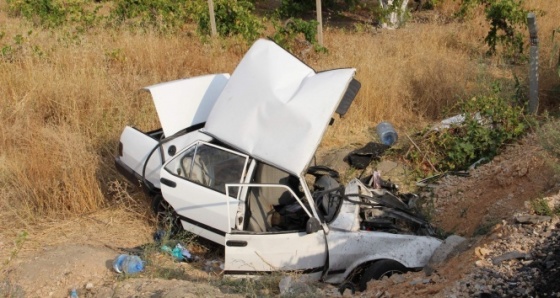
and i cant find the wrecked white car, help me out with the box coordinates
[115,39,441,290]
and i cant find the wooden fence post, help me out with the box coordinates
[527,12,539,114]
[316,0,323,46]
[208,0,218,37]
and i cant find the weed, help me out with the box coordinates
[216,275,285,297]
[4,231,28,266]
[406,92,533,173]
[456,0,527,62]
[537,119,560,160]
[530,198,553,216]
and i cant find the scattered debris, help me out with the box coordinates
[203,260,224,273]
[344,142,390,169]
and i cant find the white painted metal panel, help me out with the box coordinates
[145,73,230,137]
[224,231,327,278]
[119,126,161,188]
[323,230,442,283]
[204,39,356,176]
[160,166,240,245]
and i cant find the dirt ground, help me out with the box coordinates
[1,133,558,297]
[429,133,558,237]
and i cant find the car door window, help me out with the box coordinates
[164,142,247,197]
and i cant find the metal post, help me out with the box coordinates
[527,12,539,114]
[316,0,323,46]
[208,0,217,37]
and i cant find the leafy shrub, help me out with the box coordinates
[7,0,102,31]
[457,0,527,61]
[196,0,264,43]
[270,18,326,52]
[537,119,560,161]
[407,94,532,172]
[277,0,316,18]
[110,0,197,33]
[0,31,43,62]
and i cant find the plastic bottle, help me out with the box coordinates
[376,121,398,146]
[113,254,144,274]
[161,244,194,262]
[70,289,78,298]
[176,243,194,262]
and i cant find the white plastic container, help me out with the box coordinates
[376,122,398,146]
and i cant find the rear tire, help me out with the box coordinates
[358,260,407,291]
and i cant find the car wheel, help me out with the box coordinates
[152,194,182,236]
[358,260,407,291]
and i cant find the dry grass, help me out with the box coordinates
[0,0,559,232]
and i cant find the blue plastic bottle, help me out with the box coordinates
[376,121,398,146]
[113,254,144,274]
[70,289,78,298]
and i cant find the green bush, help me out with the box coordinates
[537,119,560,161]
[407,94,532,172]
[277,0,316,18]
[7,0,101,31]
[110,0,197,33]
[196,0,264,43]
[457,0,527,61]
[270,18,326,52]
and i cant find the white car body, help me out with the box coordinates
[115,39,441,285]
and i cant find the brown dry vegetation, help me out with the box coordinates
[0,0,559,238]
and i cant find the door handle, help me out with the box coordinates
[160,177,176,188]
[226,240,247,247]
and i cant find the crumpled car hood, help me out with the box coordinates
[204,39,356,176]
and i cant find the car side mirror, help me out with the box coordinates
[306,217,322,234]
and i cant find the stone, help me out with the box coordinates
[515,215,552,225]
[475,247,493,258]
[475,260,491,267]
[491,251,531,266]
[390,274,406,285]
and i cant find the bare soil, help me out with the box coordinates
[1,133,558,297]
[430,133,558,237]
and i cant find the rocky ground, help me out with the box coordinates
[1,133,559,297]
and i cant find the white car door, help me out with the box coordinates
[223,184,327,280]
[160,141,249,245]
